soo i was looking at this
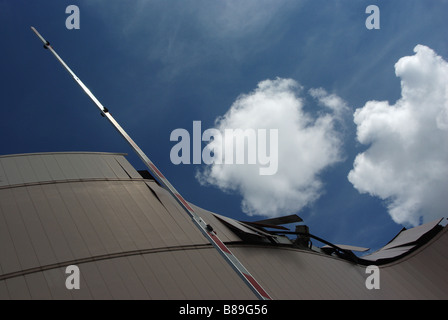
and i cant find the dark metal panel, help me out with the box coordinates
[381,257,430,299]
[195,248,258,300]
[55,183,108,257]
[380,265,421,299]
[112,257,151,299]
[12,187,58,267]
[126,255,169,299]
[69,266,94,300]
[0,152,145,185]
[91,154,119,178]
[191,205,243,242]
[398,256,442,299]
[0,188,40,271]
[380,228,448,299]
[67,181,125,255]
[232,247,295,299]
[322,244,370,252]
[0,196,22,275]
[231,246,370,300]
[113,181,166,249]
[81,181,139,253]
[5,276,31,300]
[43,268,73,300]
[301,250,355,299]
[25,272,53,299]
[132,249,257,300]
[136,181,193,248]
[361,246,415,261]
[142,251,187,299]
[53,154,80,180]
[121,181,189,248]
[40,154,67,181]
[114,155,142,179]
[41,184,91,260]
[118,181,172,248]
[104,182,153,251]
[254,214,303,225]
[157,250,203,299]
[296,250,367,299]
[66,153,100,180]
[382,218,443,250]
[138,182,209,246]
[0,281,9,300]
[94,259,133,300]
[181,249,230,300]
[102,154,130,179]
[171,249,222,299]
[10,156,38,184]
[242,220,289,230]
[28,155,53,183]
[406,236,448,298]
[25,185,75,263]
[0,160,7,187]
[143,180,208,245]
[0,157,23,185]
[239,221,278,238]
[286,249,332,299]
[135,181,187,246]
[77,262,114,300]
[217,213,264,236]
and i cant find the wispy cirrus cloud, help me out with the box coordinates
[88,0,302,79]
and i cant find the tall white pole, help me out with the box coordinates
[30,27,272,300]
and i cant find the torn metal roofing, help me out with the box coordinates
[321,244,370,253]
[359,218,444,263]
[382,218,443,250]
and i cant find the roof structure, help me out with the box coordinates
[0,152,447,300]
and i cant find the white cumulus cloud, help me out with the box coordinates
[348,45,448,227]
[196,78,346,217]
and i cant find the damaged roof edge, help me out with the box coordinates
[358,218,446,265]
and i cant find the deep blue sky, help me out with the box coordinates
[1,0,447,253]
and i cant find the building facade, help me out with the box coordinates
[0,152,447,299]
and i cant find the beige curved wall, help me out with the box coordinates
[1,153,447,299]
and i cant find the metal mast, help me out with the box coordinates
[30,27,271,300]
